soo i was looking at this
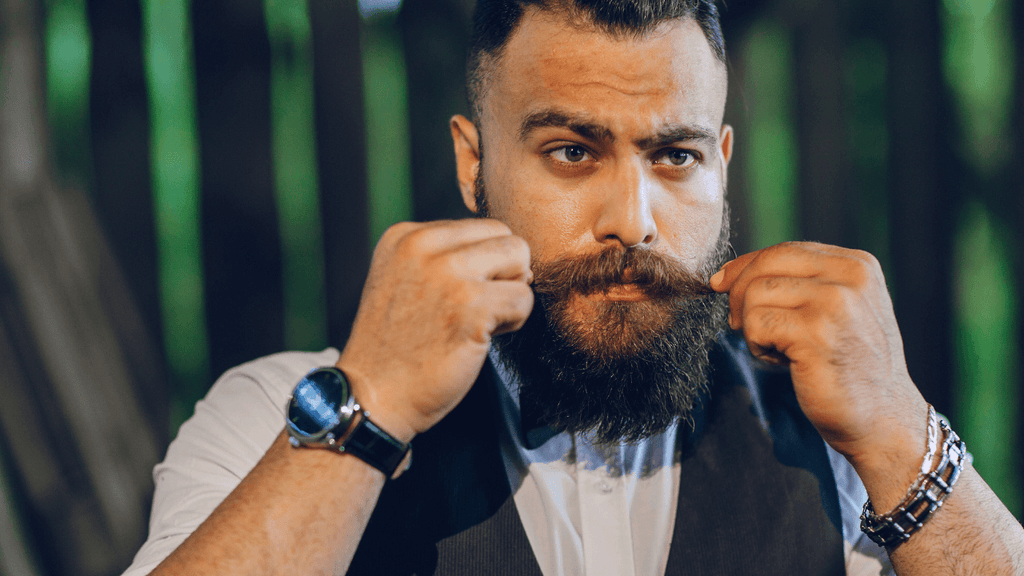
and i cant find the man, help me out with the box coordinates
[123,1,1024,575]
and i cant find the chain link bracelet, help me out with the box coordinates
[859,409,968,549]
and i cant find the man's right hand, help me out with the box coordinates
[337,219,534,443]
[143,219,531,576]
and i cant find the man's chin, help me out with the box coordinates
[553,292,679,359]
[492,289,729,445]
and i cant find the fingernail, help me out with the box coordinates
[709,269,725,288]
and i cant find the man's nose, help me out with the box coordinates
[593,163,658,248]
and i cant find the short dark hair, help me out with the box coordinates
[467,0,726,120]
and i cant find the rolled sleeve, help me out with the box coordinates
[120,349,339,576]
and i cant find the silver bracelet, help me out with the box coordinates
[859,410,968,549]
[919,405,939,476]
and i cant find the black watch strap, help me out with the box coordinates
[344,411,411,478]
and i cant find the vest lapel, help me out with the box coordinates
[347,364,514,575]
[434,496,543,576]
[663,334,846,576]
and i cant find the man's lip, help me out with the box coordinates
[598,284,647,302]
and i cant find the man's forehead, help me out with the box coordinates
[482,7,728,137]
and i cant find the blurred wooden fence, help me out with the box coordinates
[0,0,1021,575]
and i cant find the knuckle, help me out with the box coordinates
[855,249,881,270]
[479,217,512,236]
[434,249,462,275]
[403,224,434,247]
[742,276,783,311]
[818,283,862,318]
[381,221,418,245]
[463,311,490,342]
[858,251,887,285]
[504,238,532,271]
[505,288,536,331]
[840,249,882,288]
[747,306,785,336]
[775,240,807,253]
[752,275,783,294]
[507,234,531,257]
[515,283,535,311]
[370,223,426,276]
[450,278,475,304]
[807,315,838,349]
[394,225,438,259]
[467,293,499,333]
[818,282,846,303]
[838,284,863,310]
[466,280,493,307]
[844,259,872,288]
[373,222,416,258]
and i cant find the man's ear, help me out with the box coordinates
[451,114,482,213]
[719,124,734,187]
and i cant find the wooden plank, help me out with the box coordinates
[310,0,370,348]
[1013,0,1024,521]
[86,0,168,446]
[399,0,474,223]
[884,0,956,415]
[790,0,854,248]
[719,7,761,256]
[192,0,284,377]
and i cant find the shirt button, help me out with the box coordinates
[596,481,613,494]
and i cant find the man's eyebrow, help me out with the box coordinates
[635,126,718,150]
[518,110,614,144]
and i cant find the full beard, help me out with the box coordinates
[477,169,732,444]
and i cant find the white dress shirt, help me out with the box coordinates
[489,350,894,576]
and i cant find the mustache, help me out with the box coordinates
[531,247,715,300]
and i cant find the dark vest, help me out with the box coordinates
[347,333,846,575]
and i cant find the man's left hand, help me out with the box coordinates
[709,241,929,506]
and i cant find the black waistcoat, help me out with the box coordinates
[346,333,846,575]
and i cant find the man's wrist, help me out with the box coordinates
[286,366,413,478]
[859,416,968,549]
[846,416,931,512]
[334,361,418,444]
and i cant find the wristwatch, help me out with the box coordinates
[286,366,411,479]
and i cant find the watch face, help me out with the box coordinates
[287,368,349,440]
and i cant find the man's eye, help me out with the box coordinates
[552,145,589,163]
[656,149,696,168]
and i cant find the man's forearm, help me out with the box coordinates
[149,431,385,576]
[868,462,1024,575]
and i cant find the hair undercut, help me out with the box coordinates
[467,0,726,121]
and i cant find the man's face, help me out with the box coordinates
[460,9,731,337]
[477,9,729,257]
[452,9,734,442]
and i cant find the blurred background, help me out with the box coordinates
[0,0,1021,573]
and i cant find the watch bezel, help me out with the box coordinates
[286,367,358,445]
